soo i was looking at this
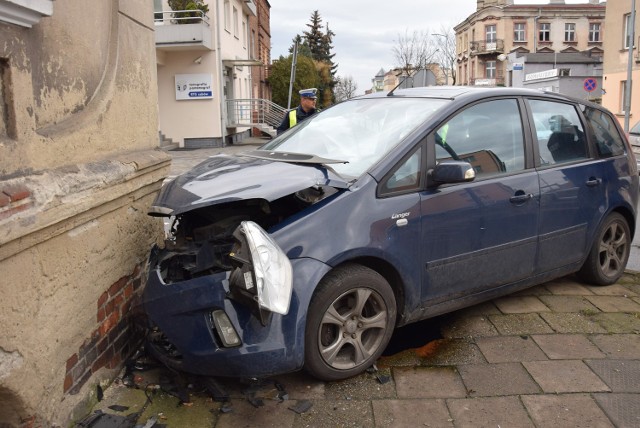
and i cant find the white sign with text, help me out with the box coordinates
[175,74,213,100]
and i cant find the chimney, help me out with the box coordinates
[549,0,565,4]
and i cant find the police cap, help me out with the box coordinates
[299,88,318,99]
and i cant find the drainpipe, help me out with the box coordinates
[533,9,541,53]
[624,0,636,132]
[215,0,227,145]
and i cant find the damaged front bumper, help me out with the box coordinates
[140,237,331,378]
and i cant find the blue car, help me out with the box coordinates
[142,87,638,381]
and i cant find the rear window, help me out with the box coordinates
[630,121,640,134]
[583,106,626,157]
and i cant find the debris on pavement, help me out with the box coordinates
[288,399,313,414]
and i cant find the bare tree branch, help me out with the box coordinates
[335,75,358,102]
[433,26,457,85]
[392,29,439,83]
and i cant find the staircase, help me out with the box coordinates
[226,98,286,138]
[158,131,179,151]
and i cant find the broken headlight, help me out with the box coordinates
[228,221,293,324]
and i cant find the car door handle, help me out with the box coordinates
[586,177,602,187]
[509,193,533,204]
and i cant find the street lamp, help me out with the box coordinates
[433,33,449,85]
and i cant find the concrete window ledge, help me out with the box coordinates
[0,0,53,28]
[0,149,171,261]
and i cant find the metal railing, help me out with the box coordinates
[154,9,210,26]
[226,98,286,129]
[469,39,505,55]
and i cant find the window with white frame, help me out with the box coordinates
[564,23,576,42]
[486,25,496,42]
[539,23,550,42]
[153,0,162,21]
[242,20,246,48]
[233,7,238,38]
[514,23,526,42]
[589,23,601,42]
[251,30,256,59]
[486,60,496,78]
[620,80,628,113]
[224,0,230,32]
[624,14,634,49]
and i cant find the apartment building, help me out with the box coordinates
[454,0,605,87]
[601,0,639,132]
[154,0,266,147]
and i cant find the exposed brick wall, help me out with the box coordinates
[63,264,145,395]
[0,184,33,221]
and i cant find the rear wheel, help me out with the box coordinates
[578,212,631,285]
[304,264,396,381]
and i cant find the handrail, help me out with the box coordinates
[154,9,210,26]
[226,99,287,130]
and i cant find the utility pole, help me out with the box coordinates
[287,41,298,110]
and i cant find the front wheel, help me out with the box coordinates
[578,212,631,285]
[304,264,396,381]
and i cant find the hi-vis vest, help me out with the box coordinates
[288,110,297,128]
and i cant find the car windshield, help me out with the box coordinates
[259,97,448,178]
[630,121,640,134]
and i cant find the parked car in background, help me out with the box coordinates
[629,120,640,173]
[140,87,638,382]
[629,120,640,145]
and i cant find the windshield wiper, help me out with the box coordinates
[242,150,348,165]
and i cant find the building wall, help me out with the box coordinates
[250,0,271,101]
[156,0,254,147]
[0,0,169,425]
[601,0,640,130]
[157,50,223,146]
[455,1,605,86]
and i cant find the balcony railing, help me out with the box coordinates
[154,10,213,51]
[470,77,505,86]
[469,39,505,55]
[226,98,287,137]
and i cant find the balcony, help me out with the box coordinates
[470,76,505,86]
[155,10,213,51]
[469,39,504,56]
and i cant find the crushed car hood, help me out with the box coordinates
[149,153,350,216]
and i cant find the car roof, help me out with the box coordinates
[360,85,570,102]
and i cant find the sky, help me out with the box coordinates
[266,0,593,95]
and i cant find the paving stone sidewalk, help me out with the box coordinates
[86,272,640,427]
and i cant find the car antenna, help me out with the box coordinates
[387,77,406,97]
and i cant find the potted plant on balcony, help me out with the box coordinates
[168,0,209,24]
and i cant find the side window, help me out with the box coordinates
[529,100,588,166]
[582,106,625,157]
[435,99,525,178]
[379,146,423,195]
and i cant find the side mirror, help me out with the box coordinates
[430,160,476,185]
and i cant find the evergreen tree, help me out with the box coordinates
[301,11,338,107]
[268,55,319,109]
[289,34,312,59]
[303,11,325,62]
[320,23,338,75]
[270,11,340,109]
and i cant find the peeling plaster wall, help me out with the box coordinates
[0,0,170,425]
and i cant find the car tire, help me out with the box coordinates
[304,263,396,381]
[578,212,631,286]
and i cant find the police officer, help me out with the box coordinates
[276,88,318,135]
